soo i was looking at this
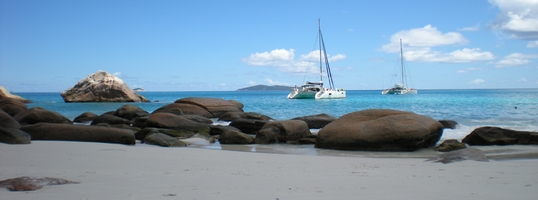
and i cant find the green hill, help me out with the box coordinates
[237,84,292,91]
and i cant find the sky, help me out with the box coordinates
[1,0,537,92]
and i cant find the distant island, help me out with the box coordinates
[237,84,292,91]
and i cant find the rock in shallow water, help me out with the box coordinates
[60,70,149,102]
[426,147,489,164]
[315,109,443,151]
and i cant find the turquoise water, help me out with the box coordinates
[14,89,538,141]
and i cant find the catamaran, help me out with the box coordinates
[382,39,417,95]
[287,20,346,99]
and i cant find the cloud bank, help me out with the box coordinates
[242,49,346,73]
[381,25,494,63]
[489,0,538,47]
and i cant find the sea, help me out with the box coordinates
[13,89,538,158]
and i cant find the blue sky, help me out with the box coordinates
[1,0,537,92]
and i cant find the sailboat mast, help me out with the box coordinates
[318,19,323,83]
[399,38,405,85]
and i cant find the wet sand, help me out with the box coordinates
[1,141,537,199]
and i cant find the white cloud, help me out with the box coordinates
[265,78,289,86]
[382,25,468,52]
[242,49,295,66]
[489,0,538,42]
[527,40,538,48]
[519,78,528,82]
[248,81,256,85]
[469,79,485,85]
[113,72,122,77]
[220,83,226,87]
[381,25,494,63]
[243,49,346,74]
[495,52,538,68]
[457,67,482,73]
[458,24,480,31]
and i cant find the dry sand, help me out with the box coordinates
[1,141,537,200]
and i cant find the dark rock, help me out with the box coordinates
[436,139,467,152]
[73,112,98,123]
[135,128,196,140]
[219,130,254,144]
[462,126,538,145]
[209,125,241,136]
[175,97,243,118]
[291,113,336,129]
[113,104,149,120]
[14,107,72,125]
[0,176,79,191]
[145,113,210,134]
[438,120,458,129]
[255,120,311,144]
[255,127,279,144]
[90,114,131,125]
[60,70,150,102]
[108,124,141,133]
[0,128,31,144]
[180,114,214,124]
[0,98,27,116]
[227,100,244,111]
[157,128,197,138]
[287,136,317,145]
[0,109,20,129]
[143,132,187,147]
[21,123,135,145]
[152,103,213,118]
[315,109,444,151]
[229,118,268,134]
[132,116,149,128]
[134,128,160,140]
[218,111,272,121]
[427,147,489,164]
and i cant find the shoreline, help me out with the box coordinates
[1,141,537,199]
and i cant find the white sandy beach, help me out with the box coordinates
[1,141,537,200]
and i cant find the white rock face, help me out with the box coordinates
[61,70,149,102]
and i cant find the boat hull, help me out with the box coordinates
[382,88,418,95]
[288,88,346,99]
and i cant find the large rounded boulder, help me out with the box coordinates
[14,107,72,125]
[291,113,336,129]
[0,109,20,129]
[219,130,255,144]
[462,126,538,145]
[152,103,213,118]
[315,109,443,151]
[0,128,31,144]
[145,113,210,134]
[174,97,243,118]
[0,98,27,116]
[21,123,135,145]
[255,120,311,144]
[60,70,150,102]
[113,104,149,120]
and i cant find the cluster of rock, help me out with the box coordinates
[2,93,537,152]
[60,70,149,103]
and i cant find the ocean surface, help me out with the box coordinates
[15,89,538,143]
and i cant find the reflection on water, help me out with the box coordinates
[196,141,538,161]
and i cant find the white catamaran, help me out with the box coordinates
[382,39,417,95]
[287,20,346,99]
